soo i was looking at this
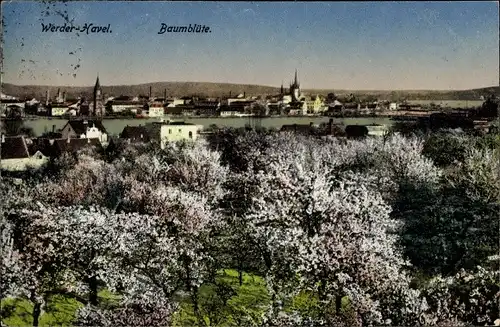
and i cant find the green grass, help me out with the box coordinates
[2,270,350,327]
[1,295,83,327]
[1,290,119,327]
[172,269,270,327]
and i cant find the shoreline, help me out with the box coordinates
[10,111,439,121]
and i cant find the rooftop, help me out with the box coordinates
[53,137,102,154]
[1,135,30,159]
[65,119,108,135]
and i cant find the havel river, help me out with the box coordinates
[23,116,394,137]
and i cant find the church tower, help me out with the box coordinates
[93,75,103,116]
[289,69,300,101]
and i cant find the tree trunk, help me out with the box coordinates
[190,286,204,327]
[238,259,243,286]
[32,302,41,327]
[29,290,43,327]
[89,275,99,306]
[335,294,343,314]
[31,294,42,327]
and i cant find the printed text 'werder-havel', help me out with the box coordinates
[41,23,112,34]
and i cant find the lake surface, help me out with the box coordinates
[24,116,395,137]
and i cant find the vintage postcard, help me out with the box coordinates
[1,1,499,326]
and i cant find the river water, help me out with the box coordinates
[24,116,394,137]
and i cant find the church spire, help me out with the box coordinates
[294,69,298,85]
[94,74,101,91]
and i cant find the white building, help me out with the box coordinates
[51,105,68,116]
[389,103,398,110]
[366,124,389,137]
[60,119,108,144]
[110,102,143,113]
[148,103,165,117]
[158,120,203,149]
[166,99,186,107]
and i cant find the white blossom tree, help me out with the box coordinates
[1,211,23,300]
[422,266,500,325]
[226,133,431,325]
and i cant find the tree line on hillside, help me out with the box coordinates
[3,83,498,102]
[1,128,499,326]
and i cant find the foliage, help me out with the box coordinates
[422,131,474,167]
[398,147,500,276]
[422,266,500,326]
[2,130,499,326]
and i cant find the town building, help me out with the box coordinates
[365,124,389,137]
[328,100,344,113]
[55,89,66,103]
[50,103,69,116]
[52,138,103,156]
[156,120,203,149]
[1,95,25,118]
[120,125,151,143]
[166,98,186,107]
[306,95,326,114]
[171,104,197,116]
[60,119,108,144]
[280,122,318,135]
[0,135,49,171]
[109,100,144,114]
[147,102,165,117]
[193,100,220,116]
[399,103,423,111]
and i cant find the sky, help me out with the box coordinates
[2,1,499,90]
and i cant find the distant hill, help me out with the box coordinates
[1,82,280,101]
[305,86,499,101]
[2,82,498,101]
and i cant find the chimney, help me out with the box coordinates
[46,89,50,106]
[244,92,246,98]
[149,86,152,99]
[164,89,167,100]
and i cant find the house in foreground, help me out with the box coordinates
[51,138,103,156]
[60,119,108,144]
[150,120,203,149]
[0,135,49,171]
[120,125,151,143]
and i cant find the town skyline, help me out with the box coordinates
[3,77,500,93]
[2,1,499,90]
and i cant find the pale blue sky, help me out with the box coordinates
[2,1,499,90]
